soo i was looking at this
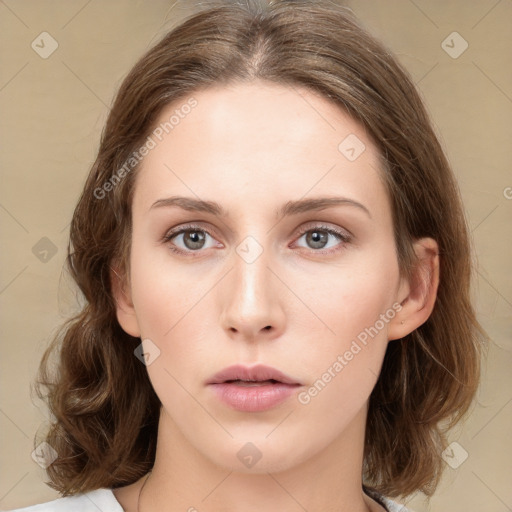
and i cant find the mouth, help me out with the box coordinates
[206,364,302,412]
[223,379,283,387]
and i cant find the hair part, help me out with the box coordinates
[34,0,487,499]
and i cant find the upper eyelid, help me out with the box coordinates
[165,220,348,233]
[297,222,351,236]
[164,223,216,239]
[164,221,351,243]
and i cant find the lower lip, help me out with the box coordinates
[209,382,300,412]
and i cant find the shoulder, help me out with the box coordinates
[380,496,414,512]
[364,486,413,512]
[5,488,124,512]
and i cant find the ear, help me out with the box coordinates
[110,265,141,338]
[387,237,440,341]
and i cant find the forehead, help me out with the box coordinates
[133,80,390,222]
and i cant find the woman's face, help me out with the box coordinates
[116,81,411,473]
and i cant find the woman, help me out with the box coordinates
[11,1,486,511]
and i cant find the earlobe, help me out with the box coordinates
[110,265,141,338]
[387,237,440,341]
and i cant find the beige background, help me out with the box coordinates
[1,1,511,511]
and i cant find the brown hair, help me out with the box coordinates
[35,0,487,500]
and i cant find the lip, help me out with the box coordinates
[207,364,301,386]
[207,364,302,412]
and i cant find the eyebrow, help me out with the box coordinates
[150,195,372,219]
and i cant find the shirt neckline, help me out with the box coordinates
[103,485,393,512]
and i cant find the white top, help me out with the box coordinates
[3,489,123,512]
[5,487,412,512]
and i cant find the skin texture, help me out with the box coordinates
[111,81,439,512]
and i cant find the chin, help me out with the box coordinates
[197,431,318,475]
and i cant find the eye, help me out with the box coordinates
[163,224,219,255]
[293,224,351,253]
[163,223,351,256]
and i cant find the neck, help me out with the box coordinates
[135,405,380,512]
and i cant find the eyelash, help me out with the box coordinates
[162,223,352,257]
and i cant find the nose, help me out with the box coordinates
[219,241,286,342]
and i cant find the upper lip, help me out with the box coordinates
[207,364,301,385]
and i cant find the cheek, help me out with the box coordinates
[293,254,399,397]
[302,259,398,343]
[128,243,220,393]
[293,273,395,430]
[129,241,206,340]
